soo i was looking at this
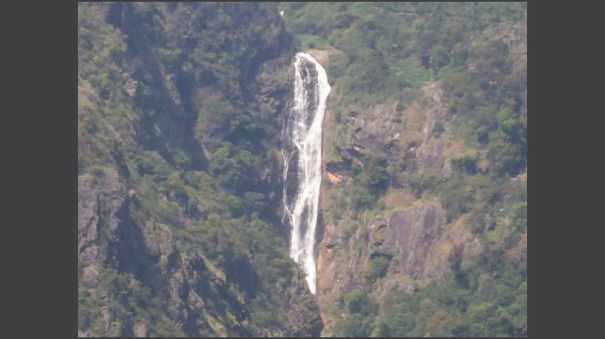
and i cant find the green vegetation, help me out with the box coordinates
[280,2,526,337]
[363,256,391,283]
[78,2,320,336]
[350,153,390,209]
[79,1,526,337]
[374,235,527,337]
[332,237,527,337]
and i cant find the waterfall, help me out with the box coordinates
[282,52,331,295]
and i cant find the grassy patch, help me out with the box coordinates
[390,58,434,89]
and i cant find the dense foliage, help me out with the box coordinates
[78,2,323,336]
[79,1,526,337]
[279,2,526,337]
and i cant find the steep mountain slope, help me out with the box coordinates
[279,2,527,336]
[79,2,527,337]
[78,3,322,336]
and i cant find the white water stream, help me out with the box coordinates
[282,52,331,294]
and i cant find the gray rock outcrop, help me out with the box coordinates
[370,202,446,280]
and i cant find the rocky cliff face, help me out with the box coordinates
[370,202,446,281]
[316,201,449,292]
[349,104,401,157]
[80,3,527,336]
[284,3,525,335]
[78,168,127,293]
[78,3,322,336]
[310,48,500,334]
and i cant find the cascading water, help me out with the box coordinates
[281,52,331,295]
